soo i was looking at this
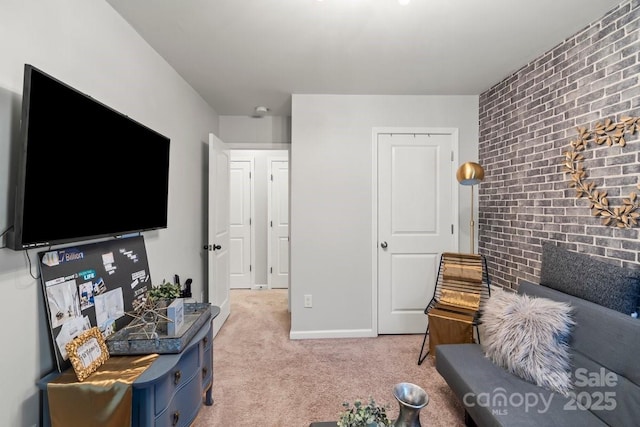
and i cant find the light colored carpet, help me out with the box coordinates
[192,289,464,426]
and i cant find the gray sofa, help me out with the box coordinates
[435,244,640,427]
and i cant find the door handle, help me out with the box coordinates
[380,241,388,249]
[212,244,222,251]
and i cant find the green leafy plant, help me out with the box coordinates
[147,281,181,301]
[337,398,391,427]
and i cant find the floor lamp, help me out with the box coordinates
[456,162,484,254]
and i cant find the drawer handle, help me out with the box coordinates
[202,367,208,378]
[172,410,180,426]
[174,370,182,385]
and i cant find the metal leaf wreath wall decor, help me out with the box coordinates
[562,116,640,228]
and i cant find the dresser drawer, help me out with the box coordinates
[154,344,199,413]
[154,372,203,427]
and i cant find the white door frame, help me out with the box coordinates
[229,153,256,288]
[371,127,459,336]
[267,153,289,289]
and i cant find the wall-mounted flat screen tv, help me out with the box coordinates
[8,64,170,250]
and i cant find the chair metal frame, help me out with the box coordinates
[417,252,491,365]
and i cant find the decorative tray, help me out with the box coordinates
[106,302,215,355]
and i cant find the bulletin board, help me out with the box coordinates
[38,235,153,372]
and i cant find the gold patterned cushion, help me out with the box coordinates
[439,289,481,311]
[443,263,483,283]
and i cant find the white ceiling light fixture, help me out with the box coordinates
[253,106,269,118]
[316,0,409,4]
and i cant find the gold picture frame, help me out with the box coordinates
[65,327,110,382]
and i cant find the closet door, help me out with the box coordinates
[377,131,457,333]
[229,159,253,288]
[268,156,289,289]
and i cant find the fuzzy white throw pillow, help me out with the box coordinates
[480,290,575,396]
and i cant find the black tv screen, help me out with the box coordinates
[8,64,170,250]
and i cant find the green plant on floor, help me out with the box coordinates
[337,398,391,427]
[147,280,181,301]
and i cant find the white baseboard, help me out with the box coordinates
[289,328,376,340]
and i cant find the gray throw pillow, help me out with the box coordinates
[540,242,640,315]
[481,290,575,397]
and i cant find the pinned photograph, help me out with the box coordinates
[93,277,107,295]
[94,288,125,331]
[102,251,117,274]
[46,279,81,329]
[41,250,61,267]
[55,315,91,360]
[78,281,95,310]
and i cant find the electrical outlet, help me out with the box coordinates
[304,294,312,308]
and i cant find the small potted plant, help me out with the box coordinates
[146,281,182,334]
[147,281,182,303]
[337,398,391,427]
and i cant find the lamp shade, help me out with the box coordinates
[456,162,484,186]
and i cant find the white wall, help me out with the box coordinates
[290,94,479,338]
[0,1,218,426]
[220,115,291,145]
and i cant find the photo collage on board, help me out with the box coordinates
[39,236,152,370]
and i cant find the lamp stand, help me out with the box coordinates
[469,185,475,254]
[456,161,484,255]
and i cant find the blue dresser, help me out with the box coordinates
[132,314,214,426]
[39,306,219,427]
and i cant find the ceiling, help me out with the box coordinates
[106,0,622,117]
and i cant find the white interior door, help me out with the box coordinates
[377,131,457,334]
[229,160,253,289]
[268,157,289,289]
[208,133,230,338]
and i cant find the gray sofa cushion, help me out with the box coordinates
[519,281,640,427]
[540,242,640,315]
[519,281,640,387]
[436,282,640,427]
[435,344,607,427]
[570,352,640,427]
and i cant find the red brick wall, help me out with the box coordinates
[478,0,640,289]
